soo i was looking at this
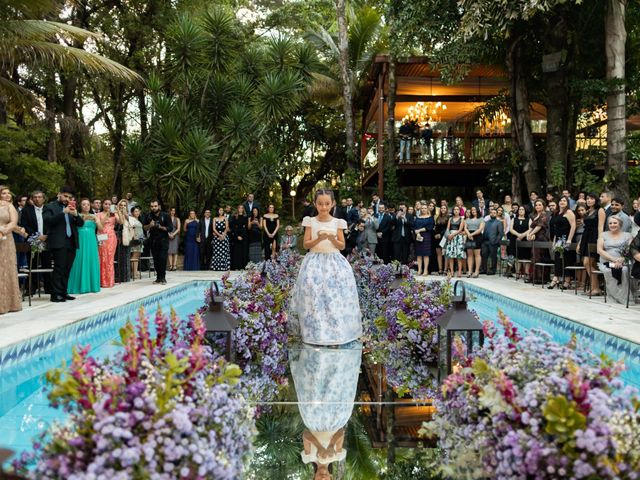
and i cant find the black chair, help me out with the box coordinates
[514,240,533,281]
[561,243,585,294]
[15,243,54,306]
[587,243,607,303]
[532,241,554,287]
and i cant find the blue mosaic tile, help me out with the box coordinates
[465,282,640,390]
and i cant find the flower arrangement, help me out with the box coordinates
[349,251,414,344]
[26,232,46,253]
[553,235,567,255]
[373,280,451,398]
[13,307,255,480]
[421,311,640,479]
[219,249,302,403]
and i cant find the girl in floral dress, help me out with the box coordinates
[290,189,362,345]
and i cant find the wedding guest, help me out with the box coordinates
[509,206,531,279]
[376,203,393,263]
[115,199,133,283]
[211,207,230,270]
[548,196,576,289]
[526,200,550,283]
[247,207,263,263]
[574,203,587,289]
[362,207,379,253]
[167,207,181,271]
[262,204,280,260]
[243,193,260,218]
[183,210,201,271]
[96,199,120,288]
[392,206,412,264]
[301,198,314,220]
[481,208,503,276]
[413,203,434,275]
[578,194,601,295]
[68,199,102,294]
[91,198,102,215]
[143,200,173,285]
[230,204,248,270]
[281,225,298,252]
[125,192,137,213]
[597,191,613,234]
[129,206,144,279]
[501,195,513,215]
[198,208,214,269]
[608,198,632,233]
[20,189,51,293]
[444,205,466,277]
[43,185,84,302]
[434,205,449,275]
[0,186,22,313]
[464,206,484,278]
[597,215,634,304]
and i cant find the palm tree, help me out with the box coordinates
[307,4,385,170]
[0,0,141,116]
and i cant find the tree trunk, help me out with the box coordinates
[605,0,629,205]
[506,36,542,195]
[386,52,397,166]
[335,0,356,169]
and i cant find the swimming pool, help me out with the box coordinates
[1,279,638,461]
[0,281,212,455]
[465,282,640,390]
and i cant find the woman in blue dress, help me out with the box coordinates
[413,203,435,275]
[290,341,362,478]
[183,210,200,271]
[290,189,362,345]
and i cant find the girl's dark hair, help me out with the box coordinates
[130,205,140,214]
[314,189,335,203]
[470,206,479,219]
[585,193,600,210]
[557,195,571,214]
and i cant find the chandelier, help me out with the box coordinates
[478,107,511,136]
[403,101,447,124]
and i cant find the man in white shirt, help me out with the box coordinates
[19,190,51,293]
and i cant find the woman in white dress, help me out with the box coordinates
[290,341,362,479]
[290,189,362,345]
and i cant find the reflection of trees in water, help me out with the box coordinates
[248,406,383,479]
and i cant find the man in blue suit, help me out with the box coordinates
[43,186,84,302]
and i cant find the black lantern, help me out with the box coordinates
[436,281,484,381]
[202,281,238,360]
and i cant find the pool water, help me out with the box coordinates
[0,280,638,462]
[465,283,640,390]
[0,281,211,455]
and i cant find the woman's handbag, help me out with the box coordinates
[122,218,133,247]
[439,230,449,249]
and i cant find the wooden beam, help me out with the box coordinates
[394,94,499,103]
[377,63,386,197]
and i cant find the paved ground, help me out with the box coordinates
[2,270,638,350]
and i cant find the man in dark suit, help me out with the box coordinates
[20,190,52,293]
[344,198,359,227]
[143,200,174,284]
[371,194,383,216]
[524,191,538,216]
[243,193,261,217]
[198,208,214,269]
[391,207,411,264]
[375,203,393,263]
[301,198,315,220]
[43,186,84,302]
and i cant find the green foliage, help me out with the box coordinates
[542,394,587,445]
[572,149,603,194]
[385,448,444,480]
[383,160,402,206]
[0,124,64,196]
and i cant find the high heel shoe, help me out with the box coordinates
[547,279,559,289]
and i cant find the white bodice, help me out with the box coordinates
[302,216,347,254]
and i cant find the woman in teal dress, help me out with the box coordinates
[68,199,102,294]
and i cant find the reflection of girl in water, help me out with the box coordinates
[290,341,362,478]
[290,189,362,345]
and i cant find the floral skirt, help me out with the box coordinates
[290,252,362,345]
[444,231,466,259]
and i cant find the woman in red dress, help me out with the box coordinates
[96,199,123,288]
